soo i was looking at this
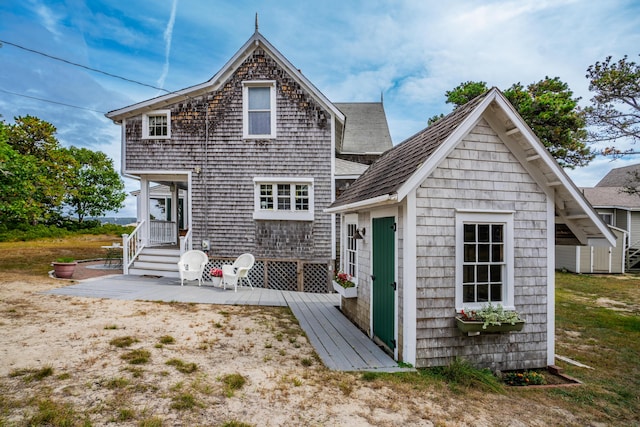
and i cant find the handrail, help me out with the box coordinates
[179,228,193,254]
[122,220,146,274]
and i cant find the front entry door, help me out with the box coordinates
[372,216,396,351]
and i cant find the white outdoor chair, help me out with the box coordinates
[221,253,255,292]
[177,250,209,286]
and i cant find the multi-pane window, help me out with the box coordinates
[142,110,171,139]
[243,81,276,138]
[462,223,504,303]
[254,178,314,221]
[456,212,514,311]
[346,223,357,277]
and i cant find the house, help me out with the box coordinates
[557,164,640,273]
[326,88,615,370]
[105,26,390,291]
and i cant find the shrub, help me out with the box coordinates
[503,370,547,386]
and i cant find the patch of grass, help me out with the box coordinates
[121,349,151,365]
[9,365,54,382]
[159,335,175,344]
[300,358,312,367]
[221,373,246,397]
[138,416,164,427]
[28,398,82,426]
[57,372,71,380]
[166,358,198,374]
[109,336,138,348]
[117,408,135,421]
[221,421,254,427]
[170,393,199,410]
[104,324,119,330]
[428,358,503,393]
[104,377,130,389]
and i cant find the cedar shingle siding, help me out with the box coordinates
[125,47,333,262]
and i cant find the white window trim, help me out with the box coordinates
[253,177,314,221]
[455,211,515,312]
[243,81,277,139]
[343,214,358,283]
[142,110,171,139]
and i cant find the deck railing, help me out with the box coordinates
[122,221,145,274]
[179,228,193,254]
[149,220,177,246]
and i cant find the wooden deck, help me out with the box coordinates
[43,275,411,372]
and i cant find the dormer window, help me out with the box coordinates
[243,81,276,139]
[142,110,171,139]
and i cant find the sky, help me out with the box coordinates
[1,0,639,217]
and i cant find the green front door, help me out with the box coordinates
[372,216,396,351]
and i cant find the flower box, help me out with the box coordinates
[332,280,358,298]
[455,317,525,335]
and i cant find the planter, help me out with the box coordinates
[52,261,78,279]
[332,280,357,298]
[211,276,222,287]
[455,317,525,336]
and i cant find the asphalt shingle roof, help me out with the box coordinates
[335,102,392,154]
[331,93,487,208]
[596,163,640,187]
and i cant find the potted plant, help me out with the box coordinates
[332,272,357,298]
[210,268,223,287]
[455,303,525,336]
[52,257,78,279]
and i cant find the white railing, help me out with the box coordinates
[122,220,146,274]
[180,228,193,254]
[149,220,177,246]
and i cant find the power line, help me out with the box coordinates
[0,88,106,114]
[0,39,171,93]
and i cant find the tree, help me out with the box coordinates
[584,54,640,153]
[434,78,593,169]
[1,116,75,225]
[63,146,126,223]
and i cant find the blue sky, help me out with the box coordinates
[1,0,639,217]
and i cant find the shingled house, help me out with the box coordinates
[557,163,640,273]
[327,88,615,370]
[106,28,390,291]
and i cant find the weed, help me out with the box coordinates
[170,393,199,410]
[274,332,283,341]
[104,324,118,330]
[105,377,130,389]
[10,365,54,382]
[121,349,151,365]
[221,421,254,427]
[57,372,71,380]
[292,377,303,387]
[264,342,272,349]
[429,358,503,393]
[109,336,138,348]
[300,358,312,367]
[139,416,164,427]
[117,408,135,421]
[159,335,175,344]
[166,358,198,374]
[28,398,79,426]
[361,371,380,382]
[221,373,246,397]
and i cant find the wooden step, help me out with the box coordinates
[128,268,180,278]
[138,254,180,263]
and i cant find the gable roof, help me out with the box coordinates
[106,30,345,124]
[596,163,640,187]
[327,88,615,246]
[334,102,393,154]
[335,157,369,178]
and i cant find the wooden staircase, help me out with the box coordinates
[129,247,181,278]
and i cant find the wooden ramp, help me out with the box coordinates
[43,275,411,372]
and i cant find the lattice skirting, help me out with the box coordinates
[203,258,331,293]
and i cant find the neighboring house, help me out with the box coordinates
[105,28,389,291]
[557,164,640,273]
[327,88,615,370]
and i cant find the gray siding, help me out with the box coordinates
[124,47,333,261]
[555,246,578,272]
[413,119,548,370]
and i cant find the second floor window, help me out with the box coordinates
[243,81,276,139]
[142,110,171,139]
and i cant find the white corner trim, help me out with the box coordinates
[547,197,556,366]
[403,190,417,365]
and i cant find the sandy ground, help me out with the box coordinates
[0,267,582,426]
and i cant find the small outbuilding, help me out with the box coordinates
[327,88,615,370]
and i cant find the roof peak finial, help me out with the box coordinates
[255,12,259,32]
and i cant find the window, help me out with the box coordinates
[243,81,276,139]
[253,177,314,220]
[456,211,514,311]
[599,213,613,226]
[345,218,358,278]
[142,110,171,139]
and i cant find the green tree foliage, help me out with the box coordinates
[434,78,593,169]
[0,115,124,227]
[585,54,640,154]
[63,146,126,222]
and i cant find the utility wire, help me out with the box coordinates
[0,88,106,114]
[0,39,171,93]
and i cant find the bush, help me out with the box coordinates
[503,370,546,386]
[0,222,133,242]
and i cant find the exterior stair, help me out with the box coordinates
[129,247,181,278]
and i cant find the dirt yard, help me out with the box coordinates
[0,268,598,426]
